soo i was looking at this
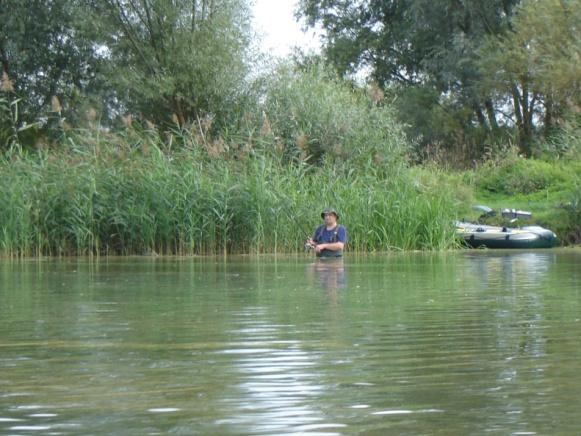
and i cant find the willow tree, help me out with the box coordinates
[0,0,102,146]
[92,0,253,129]
[298,0,521,157]
[478,0,581,155]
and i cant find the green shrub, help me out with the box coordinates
[544,112,581,159]
[259,63,409,167]
[562,183,581,244]
[477,156,569,195]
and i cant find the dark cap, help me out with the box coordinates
[321,208,339,219]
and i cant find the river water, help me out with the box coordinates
[1,250,580,435]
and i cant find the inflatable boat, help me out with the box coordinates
[456,206,558,249]
[456,221,558,249]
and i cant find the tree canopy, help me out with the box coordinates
[0,0,101,129]
[1,0,253,146]
[298,0,580,157]
[1,0,579,160]
[478,0,581,145]
[92,0,253,127]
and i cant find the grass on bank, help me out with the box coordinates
[2,57,578,255]
[411,148,581,245]
[1,64,462,257]
[2,133,578,257]
[470,156,581,244]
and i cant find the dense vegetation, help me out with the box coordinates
[0,63,461,256]
[414,148,581,245]
[298,0,580,160]
[0,139,459,256]
[0,0,579,256]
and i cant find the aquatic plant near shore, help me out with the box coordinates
[0,133,457,257]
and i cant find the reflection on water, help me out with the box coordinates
[460,251,558,361]
[307,258,347,306]
[215,307,345,434]
[1,251,581,434]
[464,251,556,290]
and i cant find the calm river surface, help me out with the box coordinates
[1,251,581,435]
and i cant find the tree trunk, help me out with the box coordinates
[191,0,197,31]
[518,81,534,157]
[510,82,531,156]
[474,104,488,129]
[484,99,498,130]
[543,94,562,137]
[511,83,523,128]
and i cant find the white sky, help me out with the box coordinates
[252,0,321,58]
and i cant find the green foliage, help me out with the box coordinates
[1,0,254,136]
[0,0,101,133]
[91,0,253,129]
[397,85,515,164]
[564,186,581,244]
[511,0,580,110]
[259,63,409,165]
[460,155,581,244]
[298,0,521,155]
[545,112,581,159]
[0,95,16,149]
[476,157,569,196]
[477,0,581,156]
[0,94,41,150]
[299,0,580,160]
[0,129,457,257]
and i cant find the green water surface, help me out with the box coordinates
[1,251,581,434]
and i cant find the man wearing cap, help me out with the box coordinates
[306,208,347,258]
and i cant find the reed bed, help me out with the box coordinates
[0,133,458,257]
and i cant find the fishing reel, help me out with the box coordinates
[304,241,316,252]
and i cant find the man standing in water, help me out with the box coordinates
[306,208,347,257]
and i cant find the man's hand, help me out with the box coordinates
[316,242,344,253]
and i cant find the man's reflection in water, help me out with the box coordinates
[308,258,347,304]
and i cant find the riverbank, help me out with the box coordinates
[1,131,578,257]
[0,133,457,257]
[461,154,579,245]
[406,151,580,247]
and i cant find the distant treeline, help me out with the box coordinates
[298,0,580,159]
[1,0,579,162]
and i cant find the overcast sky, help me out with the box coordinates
[252,0,321,57]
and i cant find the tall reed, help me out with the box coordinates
[0,131,458,257]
